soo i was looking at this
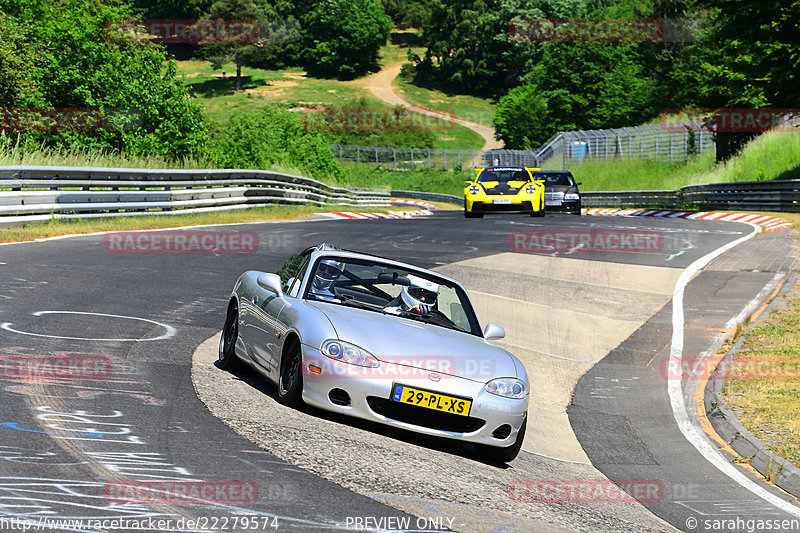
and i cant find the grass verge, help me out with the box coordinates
[394,76,496,128]
[723,268,800,469]
[0,204,428,244]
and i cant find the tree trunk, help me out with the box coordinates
[236,62,242,92]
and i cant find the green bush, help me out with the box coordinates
[208,105,344,181]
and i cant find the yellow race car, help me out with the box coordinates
[464,166,545,218]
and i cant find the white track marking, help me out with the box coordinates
[668,222,800,518]
[1,311,176,342]
[724,273,786,330]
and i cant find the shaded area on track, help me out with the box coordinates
[569,230,800,532]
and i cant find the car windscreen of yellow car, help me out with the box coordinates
[477,168,530,188]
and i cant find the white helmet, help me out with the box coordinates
[400,274,439,314]
[312,258,343,293]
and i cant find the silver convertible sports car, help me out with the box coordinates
[219,243,529,462]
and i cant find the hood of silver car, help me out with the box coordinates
[308,301,520,382]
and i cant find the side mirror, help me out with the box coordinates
[257,273,284,297]
[483,322,505,340]
[464,179,473,184]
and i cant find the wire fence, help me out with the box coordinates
[330,120,717,170]
[329,145,484,171]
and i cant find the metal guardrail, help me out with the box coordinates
[390,190,463,206]
[0,166,390,227]
[582,180,800,212]
[393,180,800,213]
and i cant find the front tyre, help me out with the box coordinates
[278,342,304,407]
[477,417,526,463]
[218,306,240,371]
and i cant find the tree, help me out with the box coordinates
[305,0,392,79]
[1,0,208,158]
[199,0,285,91]
[493,85,548,149]
[0,13,38,107]
[381,0,436,29]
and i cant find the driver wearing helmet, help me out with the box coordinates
[310,258,343,300]
[384,274,439,315]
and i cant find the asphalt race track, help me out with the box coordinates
[0,210,798,532]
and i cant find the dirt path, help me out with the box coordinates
[356,62,504,151]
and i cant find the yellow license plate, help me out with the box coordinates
[392,385,472,416]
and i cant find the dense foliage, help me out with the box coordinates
[305,0,392,78]
[414,0,799,154]
[208,105,344,181]
[1,0,208,158]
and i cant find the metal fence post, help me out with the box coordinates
[393,148,397,171]
[444,150,447,170]
[561,133,567,170]
[670,130,674,162]
[639,126,644,158]
[684,128,689,162]
[357,145,360,164]
[427,149,431,169]
[410,148,414,170]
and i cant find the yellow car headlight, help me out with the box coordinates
[469,185,480,195]
[525,185,536,194]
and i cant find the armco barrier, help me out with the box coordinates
[390,190,463,206]
[0,166,390,227]
[582,179,800,212]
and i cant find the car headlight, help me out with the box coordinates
[564,193,580,200]
[468,185,480,195]
[485,378,525,399]
[525,185,536,194]
[321,340,380,368]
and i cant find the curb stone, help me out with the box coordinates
[704,266,800,500]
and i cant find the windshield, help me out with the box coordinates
[303,256,482,336]
[477,168,530,183]
[538,172,576,186]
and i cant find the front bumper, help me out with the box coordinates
[466,199,538,214]
[300,345,528,448]
[545,200,581,213]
